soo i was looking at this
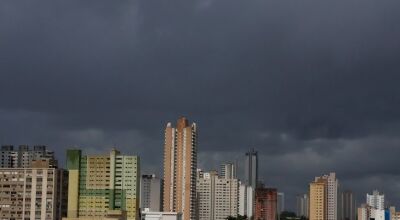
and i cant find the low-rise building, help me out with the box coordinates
[141,209,182,220]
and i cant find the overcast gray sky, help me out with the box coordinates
[1,0,400,211]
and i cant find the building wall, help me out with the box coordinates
[163,118,197,220]
[340,191,355,220]
[245,149,258,190]
[314,173,338,220]
[255,188,277,220]
[296,194,309,218]
[140,175,162,212]
[0,145,57,168]
[196,171,239,220]
[65,149,140,220]
[220,163,236,179]
[366,190,384,210]
[0,168,66,220]
[310,181,327,220]
[239,183,254,218]
[277,192,285,215]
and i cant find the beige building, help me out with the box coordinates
[309,173,338,220]
[197,169,239,220]
[163,117,198,220]
[309,179,327,220]
[141,209,182,220]
[0,166,67,220]
[64,148,140,220]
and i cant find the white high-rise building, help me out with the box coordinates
[277,192,285,215]
[315,172,338,220]
[238,182,254,218]
[366,190,384,210]
[220,163,236,179]
[196,170,239,220]
[357,204,385,220]
[296,194,309,218]
[141,174,163,212]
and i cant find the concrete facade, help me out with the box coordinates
[310,179,327,220]
[220,163,236,179]
[196,170,239,220]
[141,209,182,220]
[0,167,67,220]
[140,174,162,212]
[245,149,258,190]
[163,117,197,220]
[239,182,254,219]
[296,194,309,218]
[366,190,384,210]
[64,148,140,220]
[312,173,338,220]
[255,187,277,220]
[340,191,356,220]
[0,145,57,168]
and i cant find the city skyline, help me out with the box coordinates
[1,0,400,213]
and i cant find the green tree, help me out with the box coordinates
[226,215,248,220]
[280,211,297,220]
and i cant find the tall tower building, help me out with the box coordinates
[140,174,163,212]
[65,148,140,220]
[163,117,198,220]
[366,190,384,210]
[255,187,277,220]
[277,192,285,215]
[296,194,309,218]
[309,178,327,220]
[314,173,339,220]
[245,149,258,190]
[239,182,254,218]
[340,191,356,220]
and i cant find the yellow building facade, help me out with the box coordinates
[309,179,327,220]
[64,148,140,220]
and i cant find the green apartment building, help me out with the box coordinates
[64,148,140,220]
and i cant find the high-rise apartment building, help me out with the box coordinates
[0,161,67,220]
[65,148,140,220]
[239,182,254,218]
[389,207,400,220]
[220,163,236,179]
[340,191,356,220]
[255,187,277,220]
[140,174,163,212]
[163,117,197,220]
[366,190,384,210]
[245,149,258,190]
[196,170,239,220]
[309,178,327,220]
[357,204,371,220]
[0,145,57,168]
[357,204,384,220]
[296,194,309,218]
[312,173,338,220]
[277,192,285,215]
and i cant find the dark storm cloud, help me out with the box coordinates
[1,0,400,210]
